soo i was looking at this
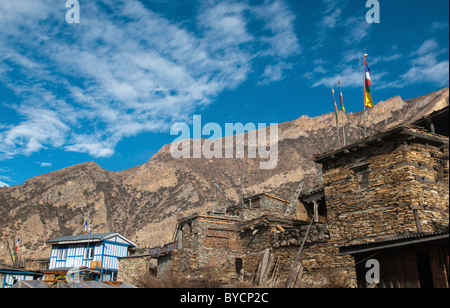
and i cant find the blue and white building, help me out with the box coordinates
[0,267,43,288]
[46,233,136,282]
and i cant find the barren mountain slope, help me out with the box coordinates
[0,87,448,261]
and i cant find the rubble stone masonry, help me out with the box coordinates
[308,126,449,285]
[320,128,449,245]
[118,125,448,288]
[171,215,242,281]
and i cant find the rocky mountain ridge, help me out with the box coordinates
[0,87,448,261]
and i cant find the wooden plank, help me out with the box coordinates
[380,254,393,288]
[443,244,449,287]
[262,253,275,286]
[197,219,236,225]
[429,247,448,288]
[393,254,404,288]
[285,265,303,288]
[293,266,304,288]
[258,249,270,286]
[402,251,420,288]
[276,225,285,232]
[267,256,280,287]
[254,257,262,286]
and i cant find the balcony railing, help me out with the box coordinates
[148,241,179,256]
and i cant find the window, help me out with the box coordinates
[352,163,370,189]
[235,258,243,276]
[57,249,67,261]
[250,198,261,209]
[84,247,94,259]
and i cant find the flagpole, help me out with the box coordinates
[332,89,341,148]
[338,80,347,146]
[363,53,368,138]
[237,151,244,209]
[14,236,20,267]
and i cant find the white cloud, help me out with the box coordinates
[417,39,440,56]
[401,59,449,87]
[253,0,301,58]
[0,0,300,159]
[388,39,449,89]
[65,142,115,158]
[307,38,448,91]
[313,0,351,48]
[0,172,12,187]
[0,181,9,188]
[311,66,363,88]
[322,7,342,30]
[430,21,448,32]
[343,16,371,46]
[259,62,293,85]
[1,108,70,157]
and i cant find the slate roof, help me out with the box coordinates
[46,232,136,246]
[46,233,116,243]
[339,231,449,255]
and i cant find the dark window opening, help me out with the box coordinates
[416,251,434,288]
[251,198,261,209]
[352,164,370,189]
[235,258,243,275]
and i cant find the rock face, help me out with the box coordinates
[0,87,448,261]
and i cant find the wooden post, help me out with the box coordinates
[285,218,314,288]
[338,80,347,146]
[332,89,341,148]
[237,152,245,209]
[6,240,14,267]
[313,201,319,223]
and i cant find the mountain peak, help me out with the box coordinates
[0,88,448,261]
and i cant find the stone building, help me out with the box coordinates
[239,193,291,220]
[117,254,157,285]
[167,214,241,281]
[312,121,449,287]
[118,107,449,288]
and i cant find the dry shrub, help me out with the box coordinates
[321,268,353,288]
[135,272,191,288]
[135,270,224,288]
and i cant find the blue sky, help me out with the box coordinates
[0,0,449,187]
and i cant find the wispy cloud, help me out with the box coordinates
[430,21,449,33]
[0,171,12,187]
[38,162,52,168]
[342,16,371,46]
[0,0,300,159]
[0,181,9,188]
[306,31,447,91]
[399,39,449,87]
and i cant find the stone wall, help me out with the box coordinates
[121,127,448,287]
[240,225,272,282]
[237,127,448,287]
[238,219,353,287]
[312,127,449,285]
[170,215,242,281]
[242,194,290,220]
[238,223,355,287]
[117,254,156,284]
[321,130,449,246]
[404,142,449,233]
